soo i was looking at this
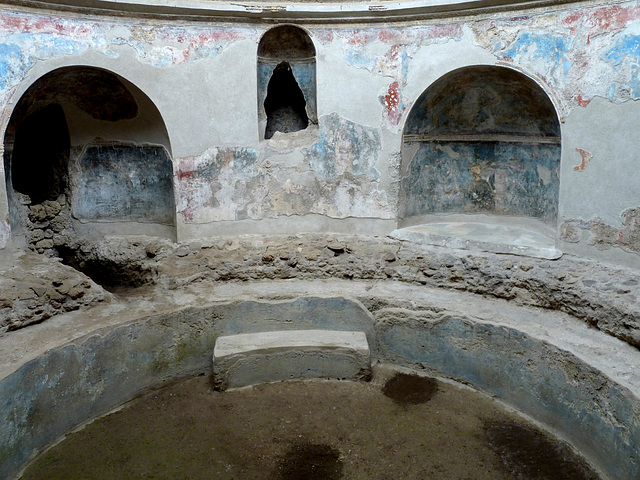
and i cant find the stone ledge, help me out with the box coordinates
[213,329,371,390]
[1,285,639,479]
[390,223,562,260]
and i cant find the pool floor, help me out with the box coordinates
[21,368,601,480]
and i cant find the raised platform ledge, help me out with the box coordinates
[213,329,371,390]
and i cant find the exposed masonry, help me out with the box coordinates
[4,233,636,348]
[156,236,640,348]
[0,247,106,333]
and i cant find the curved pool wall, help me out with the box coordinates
[2,282,639,480]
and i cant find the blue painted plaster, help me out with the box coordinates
[305,113,381,181]
[603,34,640,98]
[401,142,560,223]
[377,315,640,480]
[497,33,573,75]
[72,144,175,224]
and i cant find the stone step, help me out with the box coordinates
[212,329,371,390]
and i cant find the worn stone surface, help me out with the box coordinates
[2,232,639,349]
[15,194,74,255]
[139,234,639,348]
[0,248,109,333]
[212,329,371,389]
[18,371,601,480]
[1,271,639,480]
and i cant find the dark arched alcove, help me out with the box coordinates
[4,66,175,250]
[400,65,561,227]
[264,62,309,139]
[258,26,317,140]
[11,104,70,204]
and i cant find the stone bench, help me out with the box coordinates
[212,329,371,390]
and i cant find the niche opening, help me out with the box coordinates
[258,26,317,140]
[11,104,70,204]
[264,62,309,139]
[4,66,176,251]
[395,66,562,259]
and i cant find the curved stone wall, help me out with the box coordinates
[1,278,639,479]
[0,234,639,479]
[1,0,640,267]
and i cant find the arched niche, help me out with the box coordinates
[257,25,317,140]
[400,66,561,232]
[3,66,176,250]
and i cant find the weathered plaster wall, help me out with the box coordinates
[401,142,561,222]
[1,1,640,266]
[3,65,175,245]
[71,144,174,224]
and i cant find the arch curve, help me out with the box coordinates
[399,65,562,232]
[3,65,176,251]
[258,24,316,60]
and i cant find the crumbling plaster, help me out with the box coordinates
[1,2,640,266]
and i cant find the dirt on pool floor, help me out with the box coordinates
[21,369,601,480]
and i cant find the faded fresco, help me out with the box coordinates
[72,144,174,224]
[400,65,561,224]
[401,142,560,223]
[472,2,640,112]
[177,113,390,222]
[1,1,640,252]
[316,25,464,129]
[0,11,256,106]
[561,207,640,254]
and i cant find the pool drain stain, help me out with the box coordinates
[484,420,601,480]
[382,373,439,405]
[277,442,343,480]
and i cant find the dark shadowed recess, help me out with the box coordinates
[264,62,309,139]
[55,244,157,293]
[10,104,70,203]
[382,372,439,405]
[405,66,560,138]
[484,420,601,480]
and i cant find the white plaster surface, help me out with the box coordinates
[214,329,369,357]
[561,96,640,224]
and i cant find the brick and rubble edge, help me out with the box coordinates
[1,232,639,350]
[153,233,640,349]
